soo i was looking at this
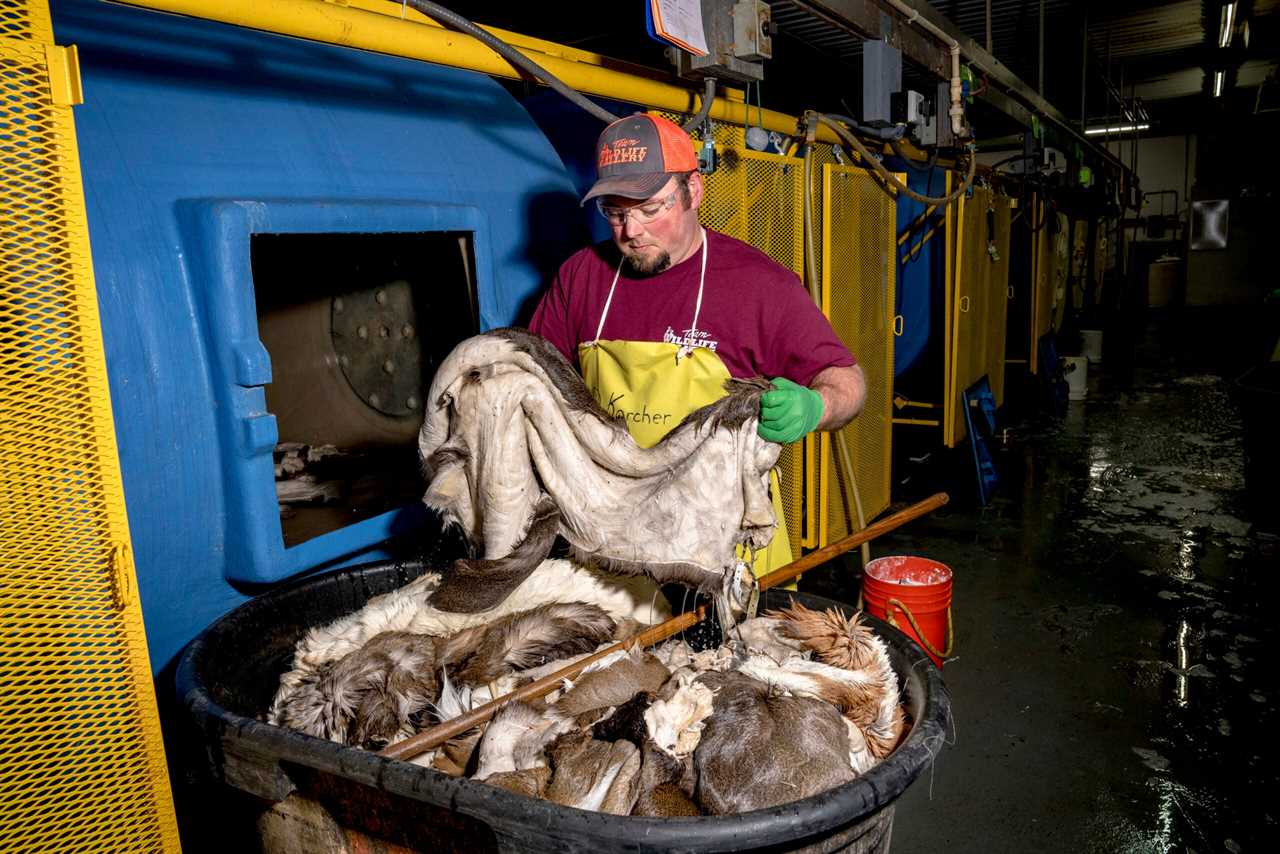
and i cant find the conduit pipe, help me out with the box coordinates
[882,0,967,138]
[395,0,715,132]
[111,0,850,144]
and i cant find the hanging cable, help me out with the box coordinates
[807,112,976,207]
[394,1,715,131]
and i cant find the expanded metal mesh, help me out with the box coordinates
[987,195,1012,405]
[0,3,181,850]
[946,188,1012,444]
[1030,196,1058,374]
[0,0,48,40]
[672,115,807,558]
[652,118,895,549]
[820,164,894,542]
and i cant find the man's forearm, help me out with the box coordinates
[811,364,866,431]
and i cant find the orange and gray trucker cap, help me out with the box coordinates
[581,114,698,205]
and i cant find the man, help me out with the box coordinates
[529,113,865,573]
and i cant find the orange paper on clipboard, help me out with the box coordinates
[650,0,709,57]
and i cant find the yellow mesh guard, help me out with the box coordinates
[1030,196,1055,374]
[945,188,1013,444]
[0,3,182,851]
[818,164,895,543]
[665,114,808,558]
[987,195,1013,406]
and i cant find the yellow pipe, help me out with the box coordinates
[112,0,851,143]
[893,418,942,427]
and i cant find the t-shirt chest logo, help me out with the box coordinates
[663,326,718,353]
[599,137,649,167]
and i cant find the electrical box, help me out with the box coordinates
[891,89,926,125]
[669,0,767,83]
[732,0,772,61]
[862,40,902,128]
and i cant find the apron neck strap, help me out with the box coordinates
[591,228,709,348]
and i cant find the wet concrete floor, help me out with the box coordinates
[806,315,1279,852]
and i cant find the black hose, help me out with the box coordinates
[889,137,939,173]
[397,1,715,132]
[809,112,976,207]
[684,78,717,133]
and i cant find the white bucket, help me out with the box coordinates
[1081,329,1103,363]
[1064,356,1088,400]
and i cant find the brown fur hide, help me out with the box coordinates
[692,671,857,815]
[275,602,614,748]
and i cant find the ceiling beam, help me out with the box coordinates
[794,0,1133,178]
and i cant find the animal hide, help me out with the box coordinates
[644,670,716,759]
[484,766,552,799]
[544,731,642,815]
[770,603,906,758]
[475,702,546,780]
[270,558,670,727]
[418,328,781,612]
[729,616,809,664]
[692,671,857,815]
[632,740,701,817]
[271,603,614,748]
[504,649,670,771]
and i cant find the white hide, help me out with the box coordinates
[644,671,717,758]
[418,331,781,593]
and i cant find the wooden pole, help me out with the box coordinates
[379,492,950,762]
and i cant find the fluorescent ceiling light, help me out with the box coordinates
[1084,123,1151,135]
[1219,3,1236,49]
[1214,70,1225,97]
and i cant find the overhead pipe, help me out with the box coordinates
[109,0,854,144]
[882,0,967,138]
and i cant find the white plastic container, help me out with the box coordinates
[1081,329,1103,363]
[1064,356,1088,400]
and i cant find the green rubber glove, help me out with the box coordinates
[758,377,824,444]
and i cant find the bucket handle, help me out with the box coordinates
[870,595,954,661]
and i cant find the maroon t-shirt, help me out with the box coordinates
[528,229,855,385]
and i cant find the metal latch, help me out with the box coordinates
[44,44,83,107]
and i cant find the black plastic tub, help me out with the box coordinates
[176,558,951,853]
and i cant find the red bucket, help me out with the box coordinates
[861,556,953,667]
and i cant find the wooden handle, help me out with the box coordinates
[379,492,949,762]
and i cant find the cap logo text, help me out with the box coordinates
[599,137,650,167]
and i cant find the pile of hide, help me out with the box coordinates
[269,567,907,815]
[416,328,778,624]
[268,558,670,749]
[269,326,907,814]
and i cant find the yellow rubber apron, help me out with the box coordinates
[577,229,794,577]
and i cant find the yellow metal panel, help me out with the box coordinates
[987,195,1013,406]
[942,172,955,441]
[946,188,1012,444]
[681,117,808,558]
[818,163,895,543]
[1030,196,1057,374]
[0,0,53,41]
[0,8,182,851]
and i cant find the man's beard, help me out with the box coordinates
[623,249,671,276]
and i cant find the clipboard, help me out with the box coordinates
[646,0,709,57]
